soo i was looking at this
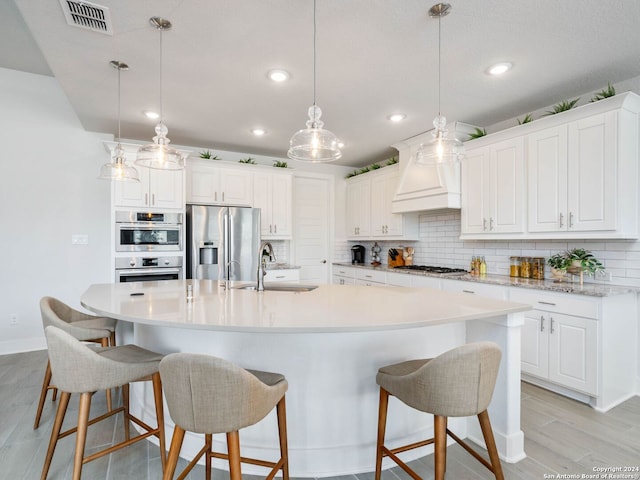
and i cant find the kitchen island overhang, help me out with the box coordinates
[81,280,530,477]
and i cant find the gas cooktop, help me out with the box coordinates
[393,265,468,275]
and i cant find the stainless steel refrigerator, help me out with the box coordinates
[186,205,260,281]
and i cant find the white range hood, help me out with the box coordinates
[391,122,477,214]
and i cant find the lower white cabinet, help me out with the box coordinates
[264,268,300,283]
[333,266,356,285]
[441,279,507,300]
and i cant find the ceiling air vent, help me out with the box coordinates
[59,0,113,35]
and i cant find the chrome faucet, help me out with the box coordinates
[257,241,276,291]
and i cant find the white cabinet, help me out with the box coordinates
[346,166,418,240]
[114,166,183,209]
[528,113,617,234]
[264,268,300,283]
[186,160,253,206]
[511,289,597,395]
[333,266,356,285]
[254,171,292,239]
[346,176,371,237]
[441,279,507,300]
[462,137,524,235]
[354,268,387,286]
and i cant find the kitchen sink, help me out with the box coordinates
[233,283,318,292]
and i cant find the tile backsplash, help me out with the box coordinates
[339,211,640,287]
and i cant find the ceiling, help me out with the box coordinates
[3,0,640,167]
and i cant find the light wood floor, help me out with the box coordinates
[1,350,639,479]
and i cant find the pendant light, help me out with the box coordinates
[98,61,140,182]
[287,0,342,163]
[415,3,464,165]
[136,17,184,170]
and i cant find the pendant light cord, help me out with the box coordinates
[117,66,121,142]
[437,11,441,117]
[313,0,317,107]
[159,27,164,124]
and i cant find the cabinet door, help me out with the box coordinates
[187,164,219,204]
[381,171,404,236]
[114,166,149,208]
[219,168,253,206]
[521,310,549,378]
[270,173,292,236]
[567,112,617,232]
[461,147,490,234]
[548,312,597,395]
[528,125,568,232]
[346,178,371,237]
[490,137,524,233]
[253,172,272,236]
[149,169,183,209]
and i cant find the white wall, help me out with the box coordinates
[0,67,112,354]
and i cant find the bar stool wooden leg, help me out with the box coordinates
[152,373,166,471]
[204,434,212,480]
[162,426,185,480]
[478,410,504,480]
[434,415,447,480]
[40,391,71,480]
[34,361,53,429]
[375,388,389,480]
[72,392,92,480]
[276,396,290,480]
[99,338,113,412]
[122,383,130,440]
[227,431,242,480]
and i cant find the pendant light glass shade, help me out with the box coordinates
[135,17,184,170]
[288,105,342,162]
[415,3,464,166]
[287,0,341,163]
[98,61,140,182]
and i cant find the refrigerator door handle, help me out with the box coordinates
[221,210,229,281]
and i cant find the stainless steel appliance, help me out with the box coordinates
[351,245,365,264]
[115,211,182,252]
[115,256,183,283]
[186,205,260,281]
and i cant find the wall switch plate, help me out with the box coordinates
[9,314,18,325]
[71,234,89,245]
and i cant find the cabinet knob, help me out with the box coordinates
[322,260,327,264]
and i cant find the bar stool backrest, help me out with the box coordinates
[160,353,288,434]
[40,296,111,341]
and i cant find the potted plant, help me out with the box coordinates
[565,248,604,276]
[547,253,571,280]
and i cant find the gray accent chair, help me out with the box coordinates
[34,296,117,429]
[375,341,504,480]
[159,352,289,480]
[41,325,166,480]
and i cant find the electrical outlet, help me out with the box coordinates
[9,314,18,325]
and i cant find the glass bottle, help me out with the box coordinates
[480,257,487,275]
[510,257,521,277]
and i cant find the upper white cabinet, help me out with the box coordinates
[462,137,524,235]
[346,165,418,240]
[107,142,184,210]
[254,171,292,239]
[461,92,640,239]
[186,159,253,206]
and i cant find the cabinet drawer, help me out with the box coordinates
[441,279,507,300]
[354,269,386,284]
[509,289,598,319]
[386,272,412,287]
[264,269,300,283]
[333,266,356,278]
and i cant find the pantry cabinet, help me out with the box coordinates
[462,137,524,235]
[346,165,418,240]
[254,171,292,239]
[186,160,253,206]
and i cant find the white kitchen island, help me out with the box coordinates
[81,279,530,477]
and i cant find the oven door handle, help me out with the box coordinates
[118,268,182,276]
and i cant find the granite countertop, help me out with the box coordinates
[333,262,640,297]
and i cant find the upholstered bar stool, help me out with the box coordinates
[159,353,289,480]
[375,341,504,480]
[41,325,166,480]
[34,296,117,429]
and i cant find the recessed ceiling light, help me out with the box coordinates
[487,62,513,76]
[144,110,159,120]
[388,113,406,122]
[267,69,290,82]
[251,128,267,136]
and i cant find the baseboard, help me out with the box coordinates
[0,337,46,356]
